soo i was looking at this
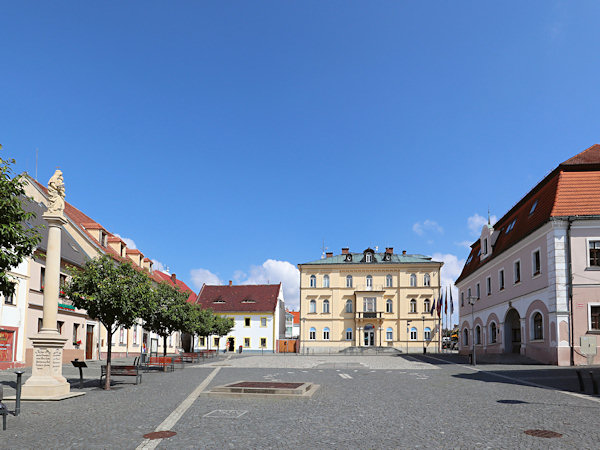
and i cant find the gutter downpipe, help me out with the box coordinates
[566,218,574,366]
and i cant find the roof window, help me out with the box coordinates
[505,219,517,234]
[466,254,473,264]
[529,200,538,215]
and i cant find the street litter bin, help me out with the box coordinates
[238,345,243,353]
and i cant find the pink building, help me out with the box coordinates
[456,144,600,366]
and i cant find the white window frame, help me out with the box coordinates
[309,299,316,313]
[486,276,492,296]
[364,297,376,312]
[386,299,393,313]
[386,274,393,288]
[309,328,316,340]
[424,327,431,341]
[587,238,600,268]
[513,259,521,284]
[345,299,353,313]
[424,273,431,286]
[386,327,393,341]
[531,248,542,277]
[345,328,353,340]
[366,275,373,288]
[410,274,417,287]
[346,275,353,288]
[365,253,373,263]
[322,299,330,314]
[410,327,417,341]
[323,274,330,288]
[588,303,600,330]
[309,275,316,288]
[323,327,330,340]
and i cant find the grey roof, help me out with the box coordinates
[299,252,441,265]
[22,197,89,267]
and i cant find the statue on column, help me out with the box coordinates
[47,170,65,214]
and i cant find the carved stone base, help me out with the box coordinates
[21,333,83,400]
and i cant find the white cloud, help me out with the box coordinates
[413,219,443,236]
[151,259,167,272]
[432,252,466,328]
[467,213,497,237]
[455,240,472,250]
[236,259,300,310]
[190,268,222,290]
[114,234,137,250]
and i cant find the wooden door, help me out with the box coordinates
[0,330,14,362]
[85,325,94,359]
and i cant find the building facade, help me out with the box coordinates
[456,144,600,366]
[0,258,29,369]
[298,247,443,353]
[194,283,285,353]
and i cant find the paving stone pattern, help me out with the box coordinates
[1,354,600,448]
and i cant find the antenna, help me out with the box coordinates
[487,206,491,225]
[321,239,328,259]
[35,148,38,180]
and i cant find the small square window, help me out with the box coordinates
[260,317,267,327]
[260,338,267,348]
[244,317,251,327]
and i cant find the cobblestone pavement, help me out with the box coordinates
[1,354,600,449]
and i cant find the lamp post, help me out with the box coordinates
[467,296,477,366]
[406,320,411,354]
[422,315,426,354]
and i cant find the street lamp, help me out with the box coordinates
[467,296,477,366]
[422,315,426,354]
[406,320,411,355]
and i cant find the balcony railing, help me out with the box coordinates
[356,311,383,319]
[354,285,386,291]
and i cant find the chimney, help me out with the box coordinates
[326,252,333,258]
[171,273,176,282]
[402,250,407,255]
[229,280,233,286]
[341,248,349,255]
[385,247,393,254]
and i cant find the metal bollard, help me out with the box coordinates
[576,370,585,392]
[14,371,24,416]
[589,371,598,395]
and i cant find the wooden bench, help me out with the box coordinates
[198,349,217,359]
[144,356,175,372]
[100,365,142,385]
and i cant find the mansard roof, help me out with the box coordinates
[300,252,438,265]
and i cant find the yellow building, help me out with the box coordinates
[298,247,443,353]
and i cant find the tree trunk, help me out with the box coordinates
[163,335,167,357]
[105,328,112,390]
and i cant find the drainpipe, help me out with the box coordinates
[566,218,574,366]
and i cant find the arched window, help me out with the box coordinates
[424,299,430,313]
[366,275,373,288]
[323,327,330,340]
[410,299,417,313]
[323,274,330,288]
[475,325,481,345]
[309,299,316,313]
[386,274,393,287]
[463,328,469,346]
[424,273,431,286]
[345,328,353,340]
[386,327,393,341]
[533,312,543,340]
[323,299,330,313]
[410,327,417,340]
[424,327,431,341]
[309,327,316,340]
[410,274,417,287]
[346,275,353,288]
[345,299,353,313]
[309,275,316,288]
[386,299,393,313]
[490,322,497,343]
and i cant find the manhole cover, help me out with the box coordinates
[143,431,177,440]
[203,410,247,418]
[524,429,563,438]
[498,400,529,404]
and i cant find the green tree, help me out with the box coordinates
[0,147,42,297]
[212,314,235,351]
[65,255,154,389]
[141,282,190,356]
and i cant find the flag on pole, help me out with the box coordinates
[430,297,436,316]
[437,289,443,315]
[450,287,454,315]
[444,287,448,315]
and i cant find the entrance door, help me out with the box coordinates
[85,325,94,359]
[364,331,375,346]
[504,308,521,354]
[0,330,14,362]
[227,337,235,352]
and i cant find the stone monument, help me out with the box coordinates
[21,170,84,400]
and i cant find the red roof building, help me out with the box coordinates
[456,144,600,366]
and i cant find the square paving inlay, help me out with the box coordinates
[207,380,319,398]
[203,410,248,418]
[228,382,304,389]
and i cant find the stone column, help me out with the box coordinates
[21,171,84,400]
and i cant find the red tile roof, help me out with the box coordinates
[290,311,300,325]
[457,144,600,283]
[194,284,281,312]
[154,270,196,302]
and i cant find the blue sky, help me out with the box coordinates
[3,2,600,317]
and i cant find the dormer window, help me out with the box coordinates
[241,297,256,303]
[506,219,517,234]
[213,296,225,303]
[366,253,373,263]
[383,253,391,261]
[100,231,107,247]
[345,254,353,262]
[529,200,538,215]
[483,238,488,255]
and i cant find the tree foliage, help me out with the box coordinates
[65,255,154,389]
[0,148,42,297]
